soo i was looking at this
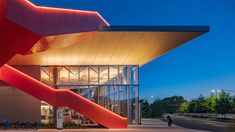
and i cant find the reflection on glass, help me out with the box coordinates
[119,86,128,117]
[90,86,98,103]
[41,67,50,84]
[131,66,138,85]
[59,67,69,85]
[109,66,118,84]
[89,66,98,85]
[79,86,89,98]
[119,66,128,84]
[79,67,88,85]
[99,66,108,84]
[70,67,79,85]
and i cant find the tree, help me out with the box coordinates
[232,96,235,114]
[142,96,185,117]
[216,90,232,115]
[194,95,207,113]
[179,102,189,113]
[187,95,207,113]
[204,94,217,113]
[150,98,163,117]
[188,100,196,113]
[161,96,185,113]
[141,99,152,118]
[141,92,234,119]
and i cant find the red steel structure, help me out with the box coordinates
[0,0,108,66]
[0,0,127,128]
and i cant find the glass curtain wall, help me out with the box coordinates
[41,65,139,124]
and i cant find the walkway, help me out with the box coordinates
[0,119,208,132]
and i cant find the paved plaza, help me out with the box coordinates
[0,119,208,132]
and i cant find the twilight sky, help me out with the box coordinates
[32,0,235,99]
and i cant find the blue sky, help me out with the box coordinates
[32,0,235,99]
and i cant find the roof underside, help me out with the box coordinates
[8,26,209,66]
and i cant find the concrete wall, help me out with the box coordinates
[0,65,41,123]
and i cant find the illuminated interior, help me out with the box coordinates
[41,65,139,124]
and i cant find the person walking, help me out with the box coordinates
[166,113,173,127]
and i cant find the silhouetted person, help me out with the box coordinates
[166,113,173,127]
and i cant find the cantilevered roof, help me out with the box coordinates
[8,26,209,66]
[0,0,209,67]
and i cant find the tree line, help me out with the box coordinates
[141,90,235,118]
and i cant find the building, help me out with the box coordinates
[0,0,209,129]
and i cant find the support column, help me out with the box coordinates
[126,66,132,124]
[52,67,63,129]
[135,66,140,124]
[135,86,140,124]
[98,66,100,105]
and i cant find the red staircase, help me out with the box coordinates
[0,0,126,129]
[0,64,127,128]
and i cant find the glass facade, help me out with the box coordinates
[40,65,139,124]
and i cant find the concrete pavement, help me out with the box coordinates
[166,115,230,132]
[0,119,208,132]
